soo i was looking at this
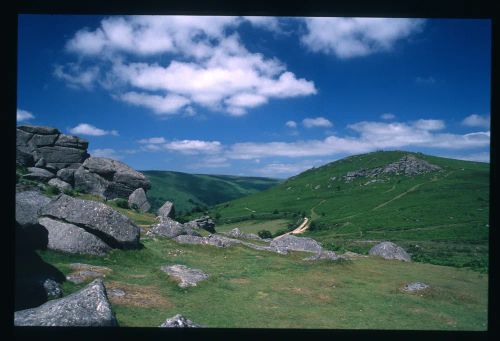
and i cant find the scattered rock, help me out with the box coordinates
[303,250,341,261]
[224,228,261,240]
[369,241,411,262]
[41,279,63,299]
[401,282,430,292]
[14,279,118,326]
[157,201,175,221]
[40,194,140,249]
[23,167,55,182]
[159,314,203,328]
[73,157,150,199]
[48,178,72,191]
[56,168,76,184]
[108,288,126,297]
[183,216,216,233]
[128,188,151,212]
[161,264,209,288]
[147,218,201,238]
[66,264,112,284]
[270,235,323,253]
[38,217,112,256]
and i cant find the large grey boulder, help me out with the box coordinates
[73,157,150,199]
[157,201,175,221]
[161,264,209,288]
[184,216,216,233]
[159,314,203,328]
[23,167,55,182]
[270,235,323,253]
[224,228,261,240]
[128,188,151,212]
[16,125,89,170]
[147,218,201,238]
[14,278,118,326]
[48,178,72,191]
[369,241,411,262]
[56,168,76,184]
[40,194,140,249]
[16,190,52,227]
[41,279,63,299]
[38,217,112,256]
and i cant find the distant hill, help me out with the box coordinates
[141,170,282,215]
[208,151,489,271]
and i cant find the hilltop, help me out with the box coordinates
[208,151,489,271]
[142,170,281,215]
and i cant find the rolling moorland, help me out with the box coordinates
[14,126,489,330]
[142,170,281,214]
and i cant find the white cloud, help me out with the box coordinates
[17,109,34,122]
[243,16,281,32]
[90,148,122,159]
[119,91,190,115]
[462,114,490,128]
[53,63,99,89]
[188,156,230,169]
[301,18,424,59]
[62,16,316,116]
[412,119,445,131]
[380,113,395,120]
[286,120,297,128]
[444,152,490,163]
[303,117,333,128]
[162,139,222,154]
[69,123,119,136]
[138,137,167,144]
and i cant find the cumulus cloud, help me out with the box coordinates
[303,117,333,128]
[286,120,297,128]
[138,137,167,144]
[188,156,230,169]
[300,18,424,59]
[90,148,122,159]
[380,113,395,120]
[53,63,100,89]
[61,16,316,117]
[254,160,325,177]
[443,151,490,163]
[462,114,490,128]
[243,16,281,32]
[69,123,119,136]
[412,119,445,131]
[17,109,34,122]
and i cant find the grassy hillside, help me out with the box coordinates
[141,171,281,215]
[208,151,490,271]
[38,238,487,329]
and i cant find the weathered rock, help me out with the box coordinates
[369,241,411,262]
[159,314,203,328]
[14,278,118,326]
[35,157,47,168]
[40,194,140,249]
[173,234,241,248]
[340,251,368,259]
[16,190,52,227]
[108,288,126,297]
[41,279,63,299]
[38,217,112,256]
[23,167,55,182]
[16,149,34,167]
[18,125,59,135]
[184,216,216,233]
[147,218,201,238]
[48,178,72,191]
[303,250,341,261]
[66,264,112,284]
[161,264,209,288]
[128,188,151,212]
[270,235,323,253]
[157,201,175,221]
[401,282,430,292]
[56,168,76,184]
[224,228,261,240]
[73,157,150,199]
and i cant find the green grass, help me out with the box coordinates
[37,238,488,330]
[216,219,291,234]
[208,151,489,271]
[142,170,281,214]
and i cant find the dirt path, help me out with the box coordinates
[273,217,309,240]
[244,207,256,213]
[372,183,424,211]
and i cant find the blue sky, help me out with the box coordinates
[17,15,491,178]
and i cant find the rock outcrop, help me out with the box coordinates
[23,167,56,182]
[14,278,118,326]
[73,157,151,200]
[16,190,52,228]
[157,201,175,221]
[161,264,209,288]
[47,178,72,191]
[183,216,216,233]
[270,235,323,253]
[224,228,261,240]
[16,125,89,170]
[128,188,151,212]
[159,314,203,328]
[147,218,201,238]
[343,155,441,182]
[303,250,341,261]
[369,241,411,262]
[40,194,140,250]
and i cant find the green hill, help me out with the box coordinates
[208,151,489,271]
[141,170,281,215]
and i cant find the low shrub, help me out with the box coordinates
[44,185,60,196]
[115,198,129,209]
[258,230,273,239]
